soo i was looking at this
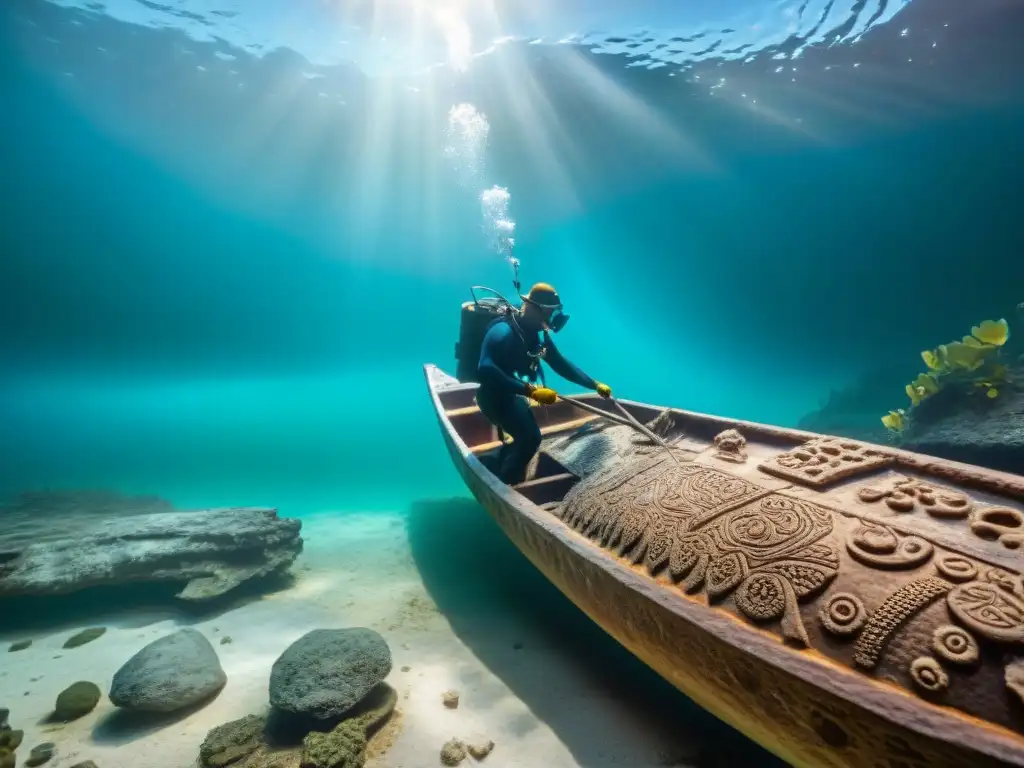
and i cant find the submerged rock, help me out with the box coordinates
[63,628,106,649]
[54,681,101,721]
[300,686,398,768]
[898,379,1024,473]
[439,739,466,766]
[0,730,22,751]
[300,722,364,768]
[0,491,302,601]
[0,712,23,768]
[796,363,1024,474]
[110,628,226,713]
[70,762,99,768]
[441,691,459,710]
[7,641,30,652]
[24,742,55,767]
[270,629,391,720]
[199,714,265,768]
[468,741,494,760]
[202,685,397,768]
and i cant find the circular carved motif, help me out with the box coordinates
[910,657,949,693]
[846,521,933,570]
[932,625,979,666]
[819,593,867,637]
[735,573,786,622]
[935,556,979,583]
[947,581,1024,643]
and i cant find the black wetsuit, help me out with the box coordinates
[476,315,596,483]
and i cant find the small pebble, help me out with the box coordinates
[70,762,99,768]
[442,690,460,709]
[220,636,233,645]
[401,666,410,672]
[468,740,495,760]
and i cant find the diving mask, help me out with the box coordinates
[546,308,570,333]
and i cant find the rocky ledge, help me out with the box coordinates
[798,366,1024,474]
[0,491,302,601]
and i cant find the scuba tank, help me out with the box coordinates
[454,252,523,384]
[454,289,510,383]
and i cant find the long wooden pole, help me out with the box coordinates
[558,396,683,466]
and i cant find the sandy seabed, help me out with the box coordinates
[0,502,743,768]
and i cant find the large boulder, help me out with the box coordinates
[270,629,391,721]
[898,378,1024,473]
[0,490,302,601]
[109,628,226,713]
[795,362,1024,474]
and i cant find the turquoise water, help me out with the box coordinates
[2,0,1024,512]
[2,2,1023,766]
[3,0,1024,511]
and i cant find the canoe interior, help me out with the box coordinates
[438,378,810,502]
[427,364,1024,768]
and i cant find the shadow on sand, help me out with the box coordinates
[90,688,225,746]
[406,496,786,768]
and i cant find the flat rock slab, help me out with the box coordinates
[270,628,391,721]
[110,628,227,713]
[0,490,302,600]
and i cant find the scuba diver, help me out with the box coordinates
[476,281,612,484]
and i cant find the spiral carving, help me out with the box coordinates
[846,520,933,570]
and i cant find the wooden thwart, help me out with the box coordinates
[469,415,599,454]
[513,473,579,506]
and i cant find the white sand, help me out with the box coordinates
[0,508,706,768]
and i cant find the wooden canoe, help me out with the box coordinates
[424,363,1024,768]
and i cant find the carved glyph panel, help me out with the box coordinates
[561,455,839,646]
[854,474,1024,552]
[758,437,892,487]
[550,450,1024,739]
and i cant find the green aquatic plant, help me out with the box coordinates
[881,409,905,433]
[882,317,1012,433]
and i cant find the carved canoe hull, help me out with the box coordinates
[424,363,1024,768]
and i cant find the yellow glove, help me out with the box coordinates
[596,382,612,398]
[528,386,558,405]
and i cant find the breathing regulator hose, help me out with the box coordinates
[469,243,522,311]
